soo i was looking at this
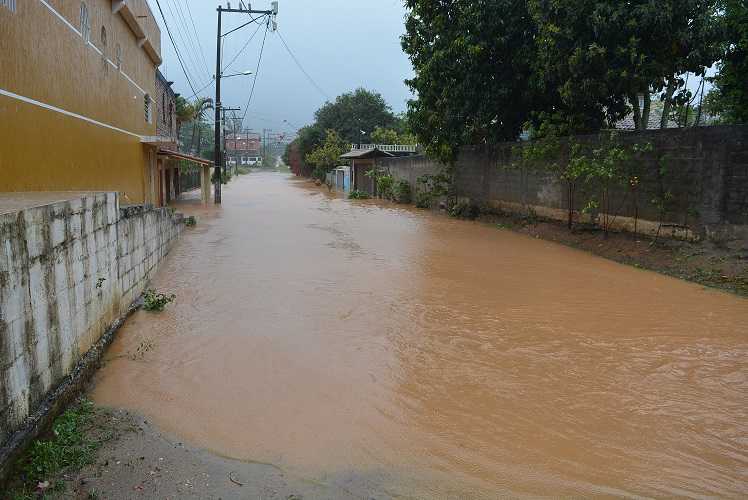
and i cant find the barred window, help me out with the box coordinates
[80,2,90,42]
[144,94,152,124]
[0,0,16,12]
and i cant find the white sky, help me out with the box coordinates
[147,0,415,136]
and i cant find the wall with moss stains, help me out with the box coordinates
[0,193,182,449]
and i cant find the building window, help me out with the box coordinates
[80,2,90,42]
[169,103,174,134]
[115,43,122,70]
[1,0,16,12]
[144,94,152,124]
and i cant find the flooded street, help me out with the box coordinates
[91,172,748,498]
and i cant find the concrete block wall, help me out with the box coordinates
[0,193,182,448]
[377,125,748,240]
[377,155,443,194]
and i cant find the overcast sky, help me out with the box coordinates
[146,0,414,136]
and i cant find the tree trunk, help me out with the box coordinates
[196,125,203,156]
[641,94,651,130]
[660,78,676,128]
[190,122,197,154]
[630,94,642,130]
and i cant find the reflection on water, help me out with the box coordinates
[92,173,748,498]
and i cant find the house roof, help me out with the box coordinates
[339,148,395,159]
[615,104,679,130]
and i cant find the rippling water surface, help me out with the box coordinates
[92,172,748,498]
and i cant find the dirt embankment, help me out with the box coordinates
[474,209,748,297]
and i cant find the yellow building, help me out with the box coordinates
[0,0,172,204]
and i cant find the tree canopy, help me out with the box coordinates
[314,88,398,144]
[705,0,748,123]
[305,130,349,180]
[284,88,406,177]
[402,0,732,162]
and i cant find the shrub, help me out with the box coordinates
[184,216,197,227]
[392,180,412,204]
[348,190,370,200]
[142,289,176,312]
[415,190,432,208]
[376,174,394,199]
[448,200,480,219]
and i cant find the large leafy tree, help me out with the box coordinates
[402,0,544,162]
[529,0,723,132]
[284,124,324,176]
[314,88,397,144]
[705,0,748,123]
[402,0,725,159]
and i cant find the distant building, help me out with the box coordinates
[226,132,262,166]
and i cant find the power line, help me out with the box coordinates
[222,18,265,73]
[240,21,270,127]
[170,0,210,77]
[153,0,200,98]
[182,0,212,75]
[184,77,216,101]
[164,0,210,88]
[276,29,330,100]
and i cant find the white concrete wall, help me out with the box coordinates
[0,194,182,446]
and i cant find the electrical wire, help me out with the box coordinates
[184,77,216,101]
[164,0,210,88]
[163,0,202,85]
[222,18,265,73]
[240,20,270,127]
[153,0,200,98]
[183,0,212,75]
[276,29,330,100]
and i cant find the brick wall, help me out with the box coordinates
[0,193,182,452]
[378,125,748,239]
[155,72,177,142]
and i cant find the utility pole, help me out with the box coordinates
[214,2,278,204]
[221,107,240,176]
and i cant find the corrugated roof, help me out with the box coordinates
[339,148,395,159]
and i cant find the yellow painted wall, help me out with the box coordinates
[0,0,161,203]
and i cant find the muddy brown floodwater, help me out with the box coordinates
[91,172,748,498]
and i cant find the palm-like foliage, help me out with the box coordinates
[185,97,213,155]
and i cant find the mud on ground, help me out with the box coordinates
[475,210,748,297]
[4,402,359,500]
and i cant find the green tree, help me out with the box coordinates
[402,0,543,163]
[370,127,399,144]
[314,88,397,144]
[528,0,723,133]
[183,97,213,155]
[704,0,748,123]
[370,126,419,145]
[305,130,349,180]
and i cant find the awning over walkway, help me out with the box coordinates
[157,149,213,166]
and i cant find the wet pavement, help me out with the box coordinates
[91,172,748,498]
